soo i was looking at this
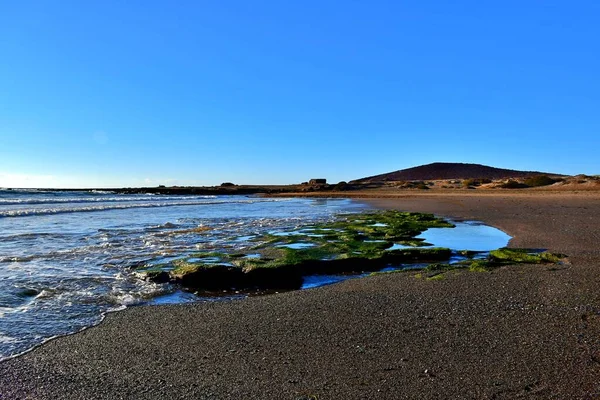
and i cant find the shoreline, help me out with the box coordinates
[5,181,599,197]
[1,191,599,399]
[267,188,600,198]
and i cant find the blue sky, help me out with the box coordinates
[1,1,599,188]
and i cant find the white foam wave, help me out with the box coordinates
[0,188,52,193]
[0,334,19,344]
[89,190,115,194]
[0,195,216,206]
[0,198,283,218]
[110,293,140,306]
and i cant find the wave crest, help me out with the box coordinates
[0,198,287,218]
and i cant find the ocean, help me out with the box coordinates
[0,189,368,360]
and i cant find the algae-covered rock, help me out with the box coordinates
[141,211,458,291]
[384,247,452,262]
[413,249,565,281]
[140,211,564,293]
[143,270,170,283]
[170,262,244,290]
[489,248,564,264]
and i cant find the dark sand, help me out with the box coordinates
[1,192,599,399]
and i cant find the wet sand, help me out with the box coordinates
[1,192,599,399]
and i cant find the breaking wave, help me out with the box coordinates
[0,198,285,218]
[0,195,216,206]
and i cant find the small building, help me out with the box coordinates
[308,179,327,185]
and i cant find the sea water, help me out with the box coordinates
[0,190,367,360]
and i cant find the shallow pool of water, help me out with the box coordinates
[416,221,511,251]
[278,243,316,249]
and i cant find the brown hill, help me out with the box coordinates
[353,162,561,183]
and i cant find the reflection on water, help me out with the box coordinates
[416,221,511,252]
[278,243,316,249]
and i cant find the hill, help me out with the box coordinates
[352,162,561,183]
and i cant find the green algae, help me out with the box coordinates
[140,210,565,291]
[467,260,492,272]
[186,251,229,260]
[370,249,564,282]
[424,263,454,272]
[171,260,232,276]
[489,248,564,264]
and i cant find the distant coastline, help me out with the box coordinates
[12,174,598,196]
[3,161,598,195]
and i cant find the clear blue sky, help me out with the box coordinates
[1,1,599,188]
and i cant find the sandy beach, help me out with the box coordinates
[1,191,599,399]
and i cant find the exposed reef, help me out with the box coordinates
[139,211,454,291]
[138,211,566,293]
[371,248,567,280]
